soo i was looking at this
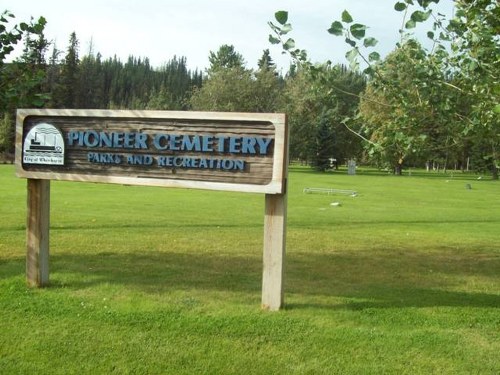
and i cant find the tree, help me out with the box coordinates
[146,84,175,110]
[359,40,460,174]
[252,68,282,113]
[191,45,283,113]
[0,10,47,157]
[190,66,256,112]
[54,31,80,108]
[0,10,47,111]
[76,51,104,108]
[448,0,499,179]
[269,2,499,178]
[328,1,499,177]
[279,64,365,165]
[207,44,245,74]
[312,110,335,171]
[257,49,276,72]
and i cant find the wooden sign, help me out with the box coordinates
[15,109,288,311]
[16,109,287,194]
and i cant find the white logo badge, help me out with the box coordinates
[23,123,65,165]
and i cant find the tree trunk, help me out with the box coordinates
[491,145,498,180]
[492,168,499,180]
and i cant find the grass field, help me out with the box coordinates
[1,164,499,374]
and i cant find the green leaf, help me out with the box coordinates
[363,37,378,47]
[283,38,296,50]
[346,48,358,63]
[345,38,356,47]
[328,21,343,36]
[411,10,431,22]
[427,31,435,40]
[368,52,381,62]
[493,104,500,114]
[405,19,416,29]
[275,11,288,25]
[394,2,407,11]
[342,10,353,23]
[363,66,374,76]
[280,23,292,34]
[268,35,280,44]
[417,0,439,8]
[268,21,280,33]
[350,24,367,39]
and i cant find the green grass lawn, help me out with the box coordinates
[1,164,499,374]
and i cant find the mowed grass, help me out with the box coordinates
[1,164,499,374]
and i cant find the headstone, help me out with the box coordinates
[348,159,356,175]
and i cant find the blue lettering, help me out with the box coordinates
[233,160,245,170]
[217,136,228,152]
[154,134,169,150]
[87,152,97,162]
[229,137,241,153]
[84,131,99,147]
[127,154,153,165]
[87,152,121,164]
[256,138,272,155]
[241,137,257,154]
[221,159,233,169]
[182,135,201,151]
[99,132,113,148]
[135,133,148,149]
[173,157,183,167]
[169,134,181,151]
[158,156,173,166]
[199,158,208,168]
[123,132,134,148]
[112,132,124,148]
[67,131,81,146]
[202,136,214,152]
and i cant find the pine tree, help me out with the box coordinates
[312,110,335,171]
[55,32,80,108]
[207,45,245,74]
[257,49,276,72]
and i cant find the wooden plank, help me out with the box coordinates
[261,192,287,311]
[26,179,50,287]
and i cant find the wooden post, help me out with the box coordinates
[262,192,287,311]
[26,179,50,287]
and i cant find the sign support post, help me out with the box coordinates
[262,192,287,311]
[26,178,50,287]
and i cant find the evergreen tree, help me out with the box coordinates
[77,52,104,108]
[55,32,80,108]
[208,44,245,74]
[257,49,276,72]
[45,44,62,107]
[312,110,335,171]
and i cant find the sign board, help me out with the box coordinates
[16,109,287,194]
[15,109,288,311]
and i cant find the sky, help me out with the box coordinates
[3,0,455,73]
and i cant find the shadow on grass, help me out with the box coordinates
[1,248,499,310]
